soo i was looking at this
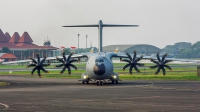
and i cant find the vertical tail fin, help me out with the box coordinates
[114,47,119,53]
[90,48,94,53]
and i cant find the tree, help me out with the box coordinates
[1,47,10,53]
[64,48,71,55]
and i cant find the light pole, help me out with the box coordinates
[78,33,80,54]
[86,35,88,52]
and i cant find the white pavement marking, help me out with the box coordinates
[0,103,9,109]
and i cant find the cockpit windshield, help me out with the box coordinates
[95,59,104,63]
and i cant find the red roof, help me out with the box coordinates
[0,29,58,50]
[18,32,33,43]
[0,29,8,42]
[0,53,17,59]
[0,42,20,48]
[5,32,11,41]
[9,32,20,44]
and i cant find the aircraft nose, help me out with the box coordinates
[93,63,106,76]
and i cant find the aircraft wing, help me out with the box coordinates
[109,52,200,63]
[2,59,32,64]
[141,56,200,63]
[2,53,89,65]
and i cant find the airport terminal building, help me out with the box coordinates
[0,29,58,61]
[103,44,161,55]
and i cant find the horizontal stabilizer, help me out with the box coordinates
[63,25,98,27]
[103,24,139,27]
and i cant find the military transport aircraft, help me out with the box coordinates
[3,50,199,86]
[2,20,200,86]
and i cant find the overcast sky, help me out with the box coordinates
[0,0,200,49]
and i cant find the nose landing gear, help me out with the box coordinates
[96,80,103,86]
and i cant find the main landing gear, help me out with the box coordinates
[96,80,103,86]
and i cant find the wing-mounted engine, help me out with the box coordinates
[26,54,50,78]
[55,52,78,75]
[149,53,172,76]
[122,50,144,74]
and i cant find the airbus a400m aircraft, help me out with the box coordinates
[28,50,148,86]
[3,20,199,86]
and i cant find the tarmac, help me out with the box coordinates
[1,75,200,112]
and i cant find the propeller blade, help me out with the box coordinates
[60,66,67,74]
[68,67,71,74]
[149,65,158,69]
[69,64,78,70]
[155,67,161,75]
[132,50,137,61]
[41,66,49,73]
[31,66,37,74]
[122,63,131,71]
[161,67,166,75]
[55,64,64,67]
[135,55,143,62]
[121,59,131,63]
[161,53,167,62]
[27,64,36,68]
[150,59,159,65]
[56,57,65,64]
[129,66,133,74]
[125,52,132,61]
[156,52,161,63]
[37,68,41,77]
[164,65,172,70]
[36,54,40,64]
[67,53,73,62]
[63,54,67,62]
[133,66,140,73]
[40,56,46,64]
[29,58,37,64]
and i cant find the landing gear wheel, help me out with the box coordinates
[86,81,89,84]
[112,80,114,84]
[100,81,103,86]
[116,81,118,84]
[82,81,85,84]
[96,81,99,86]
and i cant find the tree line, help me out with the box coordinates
[162,41,200,58]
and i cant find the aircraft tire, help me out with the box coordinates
[96,81,99,86]
[100,81,103,86]
[82,81,85,84]
[116,81,118,84]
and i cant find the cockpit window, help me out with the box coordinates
[95,59,104,62]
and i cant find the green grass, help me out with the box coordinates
[0,62,198,69]
[1,63,200,81]
[1,68,200,81]
[0,82,9,86]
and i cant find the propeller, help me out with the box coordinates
[122,50,144,74]
[55,52,78,74]
[149,53,172,76]
[26,54,50,78]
